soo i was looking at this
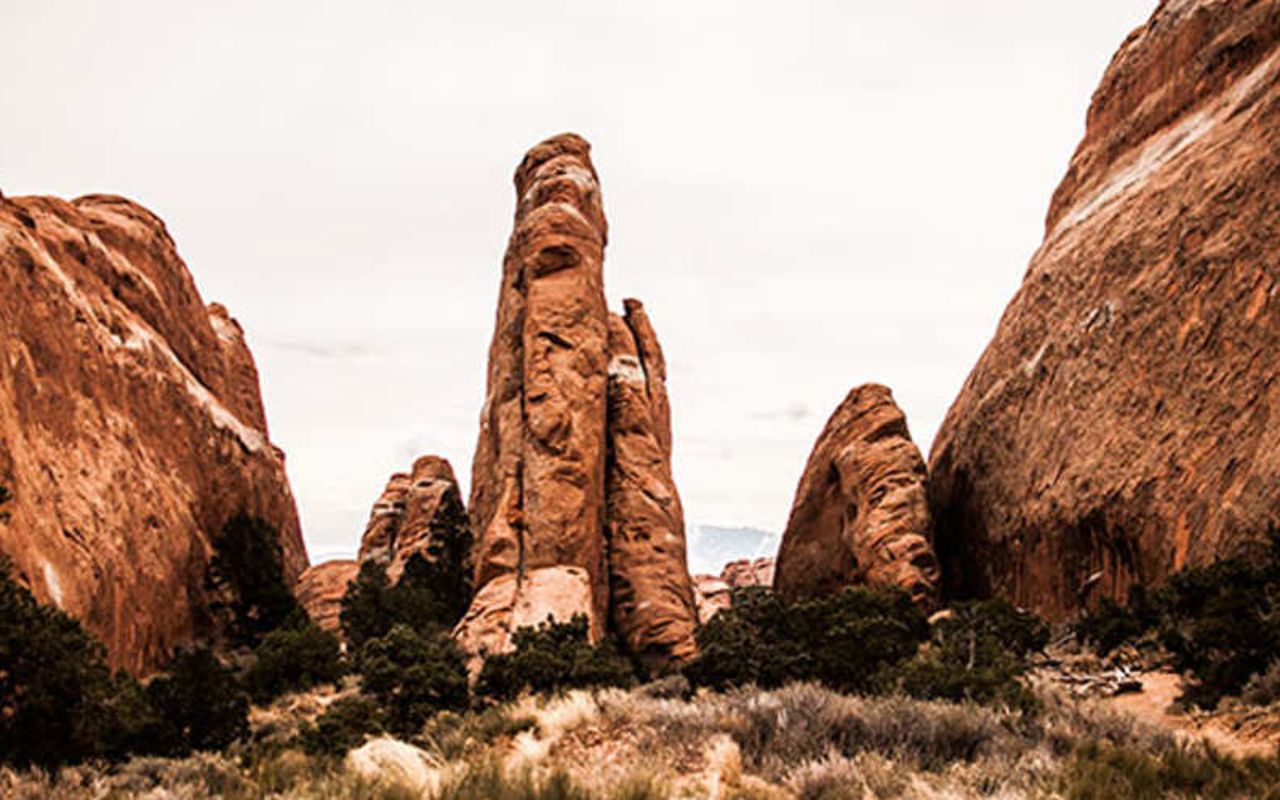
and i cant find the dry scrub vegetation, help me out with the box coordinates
[5,678,1280,799]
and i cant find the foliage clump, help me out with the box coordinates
[143,646,250,756]
[897,598,1049,708]
[245,612,344,703]
[206,513,299,647]
[340,552,470,649]
[475,615,637,702]
[0,558,155,767]
[1075,529,1280,707]
[296,694,384,757]
[684,586,929,694]
[355,623,470,735]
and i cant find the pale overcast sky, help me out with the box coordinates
[1,1,1156,564]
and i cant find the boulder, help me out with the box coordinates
[774,385,939,604]
[929,0,1280,619]
[0,193,305,673]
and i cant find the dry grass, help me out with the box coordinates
[5,680,1279,798]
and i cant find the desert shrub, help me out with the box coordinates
[723,683,1005,775]
[0,559,155,767]
[1075,585,1165,656]
[1065,740,1280,800]
[1076,531,1280,707]
[684,586,929,694]
[435,760,594,800]
[341,552,471,650]
[474,615,637,702]
[898,599,1048,708]
[297,694,385,757]
[143,646,250,755]
[245,612,345,702]
[355,623,470,736]
[206,513,299,646]
[1242,661,1280,707]
[422,706,537,760]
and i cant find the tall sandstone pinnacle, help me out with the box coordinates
[0,193,306,674]
[458,134,698,668]
[774,385,939,605]
[606,301,699,670]
[929,0,1280,620]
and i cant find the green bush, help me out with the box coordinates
[296,694,384,757]
[356,624,470,736]
[0,558,155,767]
[245,612,345,703]
[898,599,1048,708]
[1075,530,1280,708]
[206,513,299,646]
[474,615,637,703]
[684,586,929,694]
[340,552,471,650]
[144,646,250,755]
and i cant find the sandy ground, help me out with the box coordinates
[1105,671,1280,757]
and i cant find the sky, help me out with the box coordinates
[1,1,1157,565]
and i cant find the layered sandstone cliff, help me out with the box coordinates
[930,0,1280,620]
[693,557,776,623]
[296,559,357,635]
[775,385,938,604]
[459,134,698,669]
[0,193,306,673]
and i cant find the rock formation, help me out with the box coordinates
[459,134,698,669]
[721,557,776,590]
[692,557,776,623]
[605,301,699,670]
[296,559,357,635]
[358,455,471,583]
[774,385,939,604]
[299,455,470,636]
[461,133,611,661]
[929,0,1280,620]
[0,193,306,673]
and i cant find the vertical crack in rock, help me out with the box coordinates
[605,302,699,670]
[775,384,939,605]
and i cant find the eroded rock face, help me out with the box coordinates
[774,385,938,605]
[605,302,699,670]
[0,194,306,674]
[459,135,698,671]
[721,557,776,589]
[461,133,611,656]
[929,0,1280,620]
[296,560,357,635]
[358,455,471,584]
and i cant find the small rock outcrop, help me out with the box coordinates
[692,557,776,623]
[459,134,698,669]
[605,301,699,670]
[0,193,306,674]
[357,455,471,583]
[296,559,357,635]
[929,0,1280,620]
[774,384,939,604]
[300,455,470,636]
